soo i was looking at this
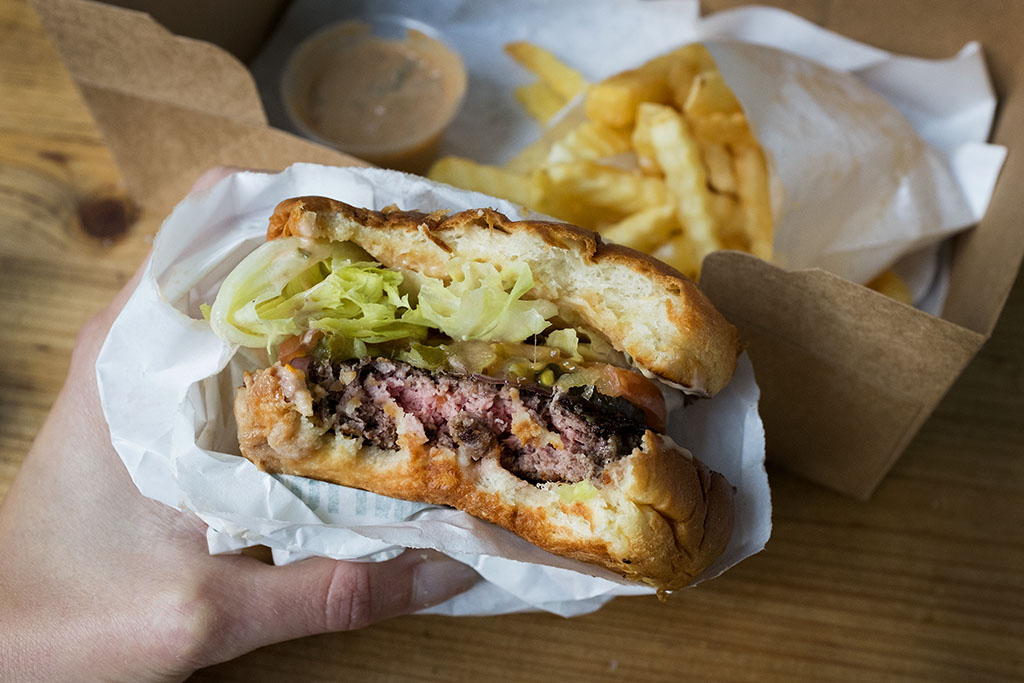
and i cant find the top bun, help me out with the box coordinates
[268,196,740,396]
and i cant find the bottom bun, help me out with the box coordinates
[235,362,735,591]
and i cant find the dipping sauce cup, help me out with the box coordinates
[282,16,467,174]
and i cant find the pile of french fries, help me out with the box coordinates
[428,42,773,282]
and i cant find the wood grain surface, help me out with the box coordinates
[1,0,1021,680]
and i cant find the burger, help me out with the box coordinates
[208,196,740,591]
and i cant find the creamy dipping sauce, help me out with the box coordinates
[283,20,466,172]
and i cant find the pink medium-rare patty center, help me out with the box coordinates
[305,357,648,484]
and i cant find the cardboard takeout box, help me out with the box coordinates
[32,0,1023,499]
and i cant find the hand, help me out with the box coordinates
[0,168,479,683]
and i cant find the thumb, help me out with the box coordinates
[205,550,478,663]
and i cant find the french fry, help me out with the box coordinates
[534,162,671,228]
[599,204,679,253]
[681,67,756,145]
[545,162,671,214]
[515,80,566,123]
[528,169,581,223]
[586,73,671,129]
[631,108,659,175]
[503,135,555,172]
[708,193,750,252]
[683,70,743,118]
[428,156,533,207]
[585,44,718,129]
[585,57,674,129]
[505,42,588,101]
[547,120,633,165]
[652,233,702,281]
[529,169,623,228]
[866,270,913,305]
[667,44,716,109]
[687,112,756,146]
[636,102,721,262]
[732,144,773,261]
[503,105,589,172]
[701,142,737,194]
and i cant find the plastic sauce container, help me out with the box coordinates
[281,17,467,174]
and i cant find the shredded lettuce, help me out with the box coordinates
[558,480,598,503]
[545,328,582,358]
[395,342,449,370]
[208,238,559,353]
[543,327,626,367]
[209,237,426,351]
[407,258,557,342]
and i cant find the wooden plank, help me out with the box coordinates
[0,0,153,497]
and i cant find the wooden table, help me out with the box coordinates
[2,0,1022,679]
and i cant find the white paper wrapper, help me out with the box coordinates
[252,0,1005,307]
[97,165,771,617]
[696,10,1005,289]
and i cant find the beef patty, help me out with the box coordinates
[307,357,647,484]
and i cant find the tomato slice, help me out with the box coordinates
[557,363,668,432]
[594,364,668,433]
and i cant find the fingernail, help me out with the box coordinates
[410,553,480,609]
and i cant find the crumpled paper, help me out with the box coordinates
[696,9,1004,306]
[252,0,1004,312]
[97,164,771,617]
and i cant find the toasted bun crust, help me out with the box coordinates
[237,362,735,590]
[268,196,740,397]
